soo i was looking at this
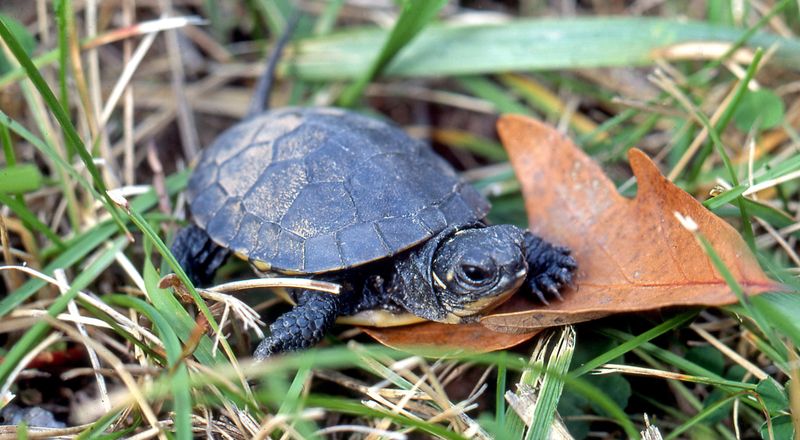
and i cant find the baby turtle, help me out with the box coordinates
[172,107,576,359]
[171,25,575,359]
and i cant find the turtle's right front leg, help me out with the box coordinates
[171,224,231,287]
[522,231,576,304]
[254,290,341,360]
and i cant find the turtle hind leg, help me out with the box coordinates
[523,232,577,304]
[171,224,231,287]
[254,290,341,360]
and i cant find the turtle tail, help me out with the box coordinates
[247,14,301,117]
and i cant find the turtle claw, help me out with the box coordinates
[529,283,551,306]
[523,232,577,304]
[529,273,564,305]
[548,283,565,301]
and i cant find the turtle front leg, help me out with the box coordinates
[254,290,341,360]
[523,232,577,304]
[171,224,231,286]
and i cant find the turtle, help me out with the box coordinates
[171,106,577,359]
[171,26,576,360]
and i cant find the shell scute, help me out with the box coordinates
[206,198,245,244]
[251,221,281,262]
[271,230,304,271]
[273,122,328,162]
[242,159,307,223]
[415,206,447,233]
[229,213,263,256]
[218,140,273,196]
[281,182,356,239]
[336,223,390,268]
[303,234,343,273]
[376,217,431,251]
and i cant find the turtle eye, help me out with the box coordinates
[461,264,491,283]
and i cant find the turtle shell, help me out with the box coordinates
[187,107,490,274]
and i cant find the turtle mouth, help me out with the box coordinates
[444,269,527,322]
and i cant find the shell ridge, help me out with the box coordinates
[371,222,392,254]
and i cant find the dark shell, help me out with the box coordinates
[187,107,490,273]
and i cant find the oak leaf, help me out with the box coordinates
[361,322,540,354]
[481,114,783,333]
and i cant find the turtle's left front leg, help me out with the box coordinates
[523,232,577,304]
[253,290,341,360]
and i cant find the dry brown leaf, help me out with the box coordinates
[481,114,783,333]
[361,322,540,354]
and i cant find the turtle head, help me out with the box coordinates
[431,225,528,322]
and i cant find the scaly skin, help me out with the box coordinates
[171,225,230,287]
[253,290,340,359]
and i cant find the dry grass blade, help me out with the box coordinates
[0,264,165,349]
[690,324,768,380]
[204,277,341,295]
[54,268,111,413]
[98,32,157,129]
[641,414,664,440]
[156,0,199,159]
[316,425,407,439]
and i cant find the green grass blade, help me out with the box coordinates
[526,327,576,440]
[75,409,125,439]
[751,293,800,349]
[495,351,507,429]
[313,0,345,36]
[277,366,317,438]
[692,231,785,362]
[305,395,467,440]
[130,205,246,372]
[456,76,532,115]
[0,110,96,201]
[109,295,193,439]
[703,184,748,210]
[664,392,750,440]
[605,330,726,382]
[571,312,697,377]
[252,0,294,36]
[55,0,70,116]
[0,49,58,90]
[0,121,14,164]
[0,13,35,75]
[690,0,790,83]
[434,129,507,161]
[141,240,220,366]
[337,0,447,107]
[290,18,800,80]
[0,164,42,193]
